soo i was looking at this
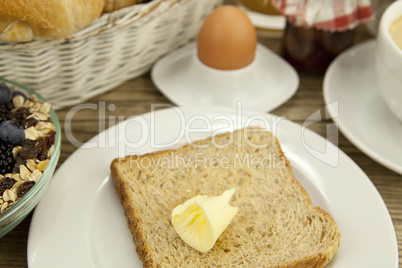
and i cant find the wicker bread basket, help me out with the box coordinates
[0,0,222,109]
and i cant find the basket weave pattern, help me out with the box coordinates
[0,0,222,109]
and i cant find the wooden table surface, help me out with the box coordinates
[0,24,400,267]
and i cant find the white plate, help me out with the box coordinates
[151,42,299,113]
[27,107,398,267]
[324,40,402,175]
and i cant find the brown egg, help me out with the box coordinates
[197,5,257,70]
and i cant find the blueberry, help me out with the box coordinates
[12,90,28,101]
[0,84,12,104]
[0,120,25,145]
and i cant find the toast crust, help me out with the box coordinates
[111,127,341,268]
[112,155,155,268]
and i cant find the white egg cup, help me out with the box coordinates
[151,42,299,112]
[186,49,263,104]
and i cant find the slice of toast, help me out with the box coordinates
[111,127,341,268]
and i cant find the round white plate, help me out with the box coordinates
[324,40,402,175]
[151,42,299,113]
[27,107,398,267]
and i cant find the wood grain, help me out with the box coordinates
[0,23,401,268]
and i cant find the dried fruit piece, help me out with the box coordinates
[17,181,35,198]
[36,134,55,161]
[16,140,36,160]
[0,177,17,195]
[8,107,38,129]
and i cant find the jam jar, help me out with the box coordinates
[271,0,373,74]
[281,21,356,74]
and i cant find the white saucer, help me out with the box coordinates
[324,40,402,175]
[151,42,299,113]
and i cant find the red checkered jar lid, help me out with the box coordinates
[271,0,373,31]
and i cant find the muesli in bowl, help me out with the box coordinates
[0,78,61,238]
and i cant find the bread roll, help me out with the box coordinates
[104,0,144,12]
[0,0,105,42]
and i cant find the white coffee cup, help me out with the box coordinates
[376,0,402,122]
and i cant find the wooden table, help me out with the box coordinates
[0,25,400,267]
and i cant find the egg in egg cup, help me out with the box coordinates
[151,5,299,112]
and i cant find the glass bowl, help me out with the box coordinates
[0,78,61,238]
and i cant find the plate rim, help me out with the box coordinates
[323,39,402,175]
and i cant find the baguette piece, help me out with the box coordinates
[111,127,341,268]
